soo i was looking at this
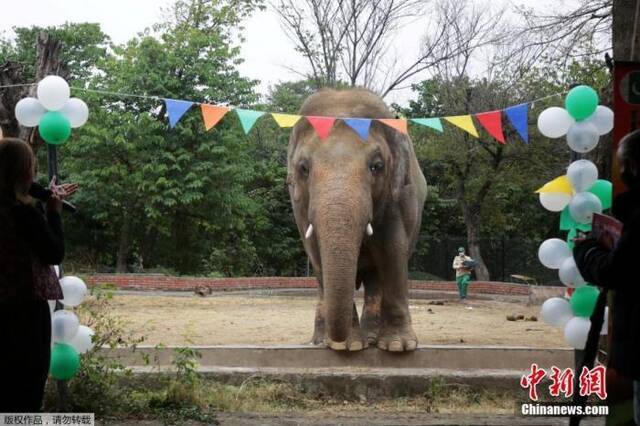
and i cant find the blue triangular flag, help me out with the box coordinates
[236,109,265,134]
[505,103,529,143]
[343,118,372,140]
[411,118,443,132]
[165,99,194,128]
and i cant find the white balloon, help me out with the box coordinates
[567,121,600,153]
[537,107,574,138]
[15,97,46,127]
[37,75,70,111]
[539,192,572,212]
[569,192,603,224]
[52,310,79,343]
[538,238,572,269]
[60,276,88,307]
[69,325,94,354]
[564,316,591,350]
[559,256,587,288]
[541,297,574,327]
[60,98,89,128]
[585,106,614,136]
[567,160,598,192]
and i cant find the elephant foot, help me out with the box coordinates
[325,327,368,351]
[377,324,418,352]
[361,315,380,346]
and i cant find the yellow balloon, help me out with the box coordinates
[535,175,573,195]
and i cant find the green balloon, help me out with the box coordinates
[50,342,80,380]
[567,228,579,250]
[38,111,71,145]
[560,206,592,232]
[570,285,600,317]
[588,179,612,210]
[565,85,599,121]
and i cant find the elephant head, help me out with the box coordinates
[287,88,411,345]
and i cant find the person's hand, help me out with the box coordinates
[46,176,78,213]
[49,176,79,201]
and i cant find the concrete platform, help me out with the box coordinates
[103,345,573,398]
[104,344,573,370]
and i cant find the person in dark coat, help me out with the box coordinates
[0,138,77,411]
[574,129,640,425]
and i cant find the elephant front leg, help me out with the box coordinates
[377,252,418,352]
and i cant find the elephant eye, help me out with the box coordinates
[369,160,384,175]
[298,160,309,178]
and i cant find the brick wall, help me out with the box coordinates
[84,274,530,296]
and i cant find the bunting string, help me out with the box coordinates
[0,82,570,144]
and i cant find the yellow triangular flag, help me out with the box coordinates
[535,175,573,195]
[272,113,302,128]
[444,115,479,138]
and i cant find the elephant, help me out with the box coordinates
[286,88,428,352]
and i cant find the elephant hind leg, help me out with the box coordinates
[361,274,382,346]
[311,298,325,345]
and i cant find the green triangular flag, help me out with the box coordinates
[411,118,443,132]
[236,109,265,134]
[560,206,592,232]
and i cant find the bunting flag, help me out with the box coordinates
[475,111,505,144]
[165,99,194,128]
[411,118,443,132]
[343,118,372,140]
[535,175,573,195]
[271,113,302,128]
[306,116,336,140]
[200,104,229,131]
[444,115,479,138]
[378,118,408,134]
[505,103,529,143]
[58,84,568,146]
[236,109,265,134]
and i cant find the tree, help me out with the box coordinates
[60,0,265,273]
[274,0,505,97]
[0,24,109,153]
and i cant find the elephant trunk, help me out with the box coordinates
[314,194,370,344]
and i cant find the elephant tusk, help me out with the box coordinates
[305,224,314,239]
[366,223,373,236]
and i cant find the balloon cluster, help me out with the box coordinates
[15,76,88,144]
[48,273,93,380]
[537,85,613,152]
[535,85,613,350]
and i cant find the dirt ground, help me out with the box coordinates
[109,292,566,347]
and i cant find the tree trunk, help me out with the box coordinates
[0,32,64,155]
[116,213,131,273]
[462,204,490,281]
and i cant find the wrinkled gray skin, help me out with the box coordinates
[286,88,427,352]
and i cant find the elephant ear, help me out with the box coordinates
[383,125,411,201]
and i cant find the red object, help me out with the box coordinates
[520,363,547,401]
[306,116,336,140]
[579,365,608,400]
[475,110,505,144]
[548,366,575,398]
[613,61,640,196]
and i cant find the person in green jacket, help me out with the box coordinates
[452,247,474,299]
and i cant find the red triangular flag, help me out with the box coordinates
[475,111,505,144]
[306,116,336,140]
